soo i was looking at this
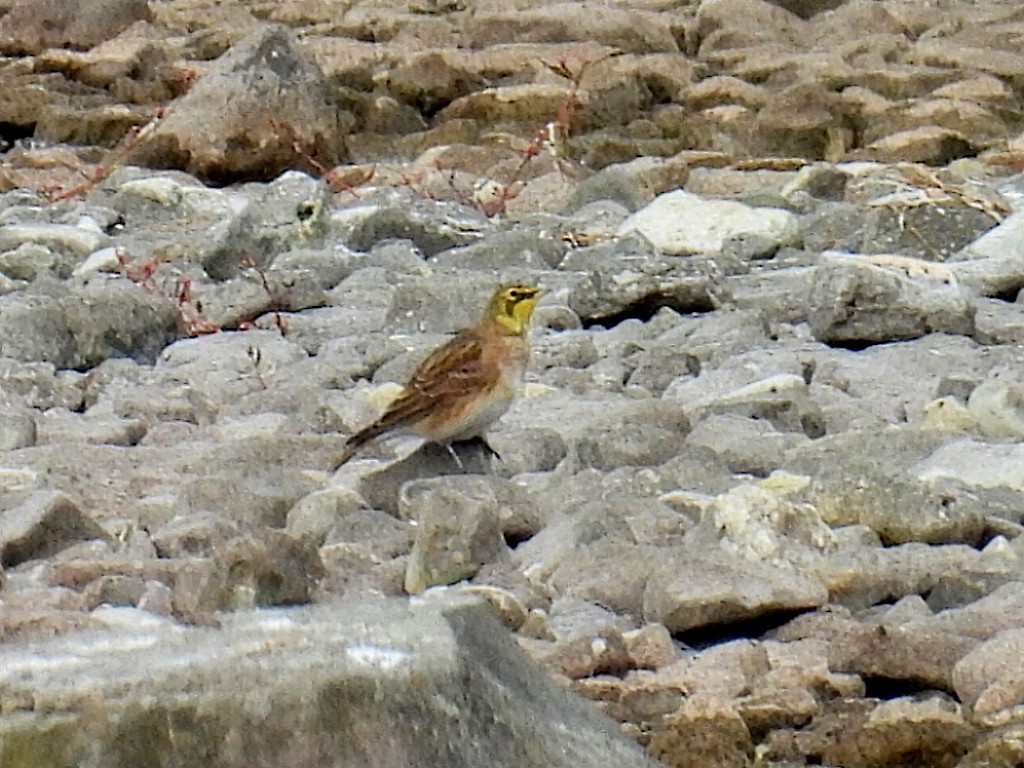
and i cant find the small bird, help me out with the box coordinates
[334,283,543,468]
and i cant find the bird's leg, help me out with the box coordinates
[478,438,502,463]
[453,436,502,472]
[443,442,465,471]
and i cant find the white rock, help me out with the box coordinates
[913,439,1024,489]
[967,377,1024,440]
[617,189,798,255]
[73,246,123,277]
[0,223,106,255]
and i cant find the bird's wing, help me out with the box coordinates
[344,330,492,449]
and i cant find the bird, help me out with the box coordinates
[333,283,543,468]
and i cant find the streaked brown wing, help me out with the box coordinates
[345,330,491,448]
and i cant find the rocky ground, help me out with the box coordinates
[3,0,1024,766]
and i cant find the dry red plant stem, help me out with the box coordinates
[116,248,220,336]
[44,108,168,203]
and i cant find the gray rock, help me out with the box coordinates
[678,371,824,437]
[321,506,414,566]
[0,278,181,370]
[0,291,76,366]
[913,440,1024,491]
[617,190,799,256]
[401,476,512,594]
[110,172,235,225]
[685,479,837,568]
[156,331,309,409]
[814,542,980,610]
[0,0,151,54]
[774,603,978,692]
[202,171,331,280]
[972,298,1024,345]
[513,393,689,471]
[151,512,243,560]
[63,278,181,368]
[966,375,1024,440]
[0,242,66,281]
[685,414,809,475]
[0,403,36,450]
[0,491,110,567]
[810,472,987,546]
[0,358,85,411]
[338,198,484,257]
[954,211,1024,298]
[564,167,650,213]
[643,548,828,634]
[285,486,369,544]
[35,407,147,446]
[0,597,658,767]
[190,269,327,329]
[953,628,1024,715]
[125,25,345,183]
[808,251,975,345]
[431,229,565,271]
[931,581,1024,641]
[803,199,996,262]
[562,234,723,324]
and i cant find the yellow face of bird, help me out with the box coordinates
[487,284,543,335]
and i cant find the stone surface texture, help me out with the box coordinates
[2,0,1024,765]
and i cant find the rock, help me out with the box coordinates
[61,278,181,369]
[778,604,978,692]
[643,548,828,634]
[814,542,979,610]
[648,695,754,768]
[35,408,147,447]
[0,0,152,55]
[499,389,690,471]
[623,623,683,669]
[0,597,659,767]
[686,479,836,567]
[860,127,976,165]
[338,197,484,257]
[913,440,1024,491]
[685,414,809,475]
[810,472,986,546]
[0,278,180,370]
[955,211,1024,297]
[754,82,848,160]
[465,4,678,53]
[206,528,323,611]
[0,222,108,265]
[401,477,510,594]
[828,694,975,768]
[561,234,722,323]
[864,99,1007,149]
[953,627,1024,715]
[808,252,975,346]
[695,0,809,55]
[285,486,369,544]
[0,403,37,450]
[801,199,997,263]
[0,491,110,567]
[617,190,799,256]
[966,375,1024,440]
[201,171,331,280]
[673,371,823,438]
[125,25,345,183]
[959,730,1024,768]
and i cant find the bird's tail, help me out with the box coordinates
[331,422,388,469]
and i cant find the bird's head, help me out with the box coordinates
[487,283,543,335]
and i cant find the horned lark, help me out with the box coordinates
[334,283,543,468]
